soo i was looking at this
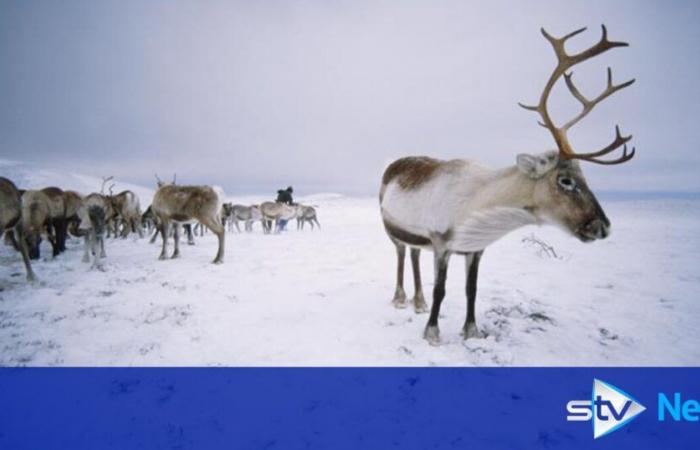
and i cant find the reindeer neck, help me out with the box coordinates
[469,166,537,211]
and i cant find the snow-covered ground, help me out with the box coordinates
[1,164,699,366]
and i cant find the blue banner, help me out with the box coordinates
[1,368,698,449]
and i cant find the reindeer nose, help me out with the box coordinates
[584,218,610,240]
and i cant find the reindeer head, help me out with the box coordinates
[517,151,609,241]
[518,25,635,242]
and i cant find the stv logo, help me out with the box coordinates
[566,379,646,438]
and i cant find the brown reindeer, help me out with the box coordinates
[39,187,68,256]
[151,184,224,263]
[64,190,83,237]
[380,26,636,344]
[20,190,57,259]
[109,190,143,238]
[0,177,35,281]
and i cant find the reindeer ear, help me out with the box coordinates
[517,153,558,179]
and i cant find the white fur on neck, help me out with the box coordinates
[450,206,539,252]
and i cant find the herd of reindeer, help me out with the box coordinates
[0,174,320,282]
[2,25,636,345]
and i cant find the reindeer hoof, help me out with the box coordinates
[424,325,441,346]
[212,259,224,265]
[158,254,167,261]
[413,296,428,314]
[391,296,407,309]
[461,323,483,340]
[26,273,37,282]
[171,253,179,259]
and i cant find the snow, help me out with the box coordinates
[1,164,699,366]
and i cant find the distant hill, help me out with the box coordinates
[0,159,155,205]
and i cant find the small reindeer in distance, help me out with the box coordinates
[230,204,262,232]
[296,205,320,231]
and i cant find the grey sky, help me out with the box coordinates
[1,0,698,194]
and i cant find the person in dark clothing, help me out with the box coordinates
[275,186,294,230]
[276,186,294,205]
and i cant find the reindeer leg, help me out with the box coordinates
[202,217,225,264]
[56,219,67,252]
[149,227,159,244]
[15,227,36,282]
[410,248,427,313]
[98,231,106,259]
[391,241,407,308]
[425,250,450,345]
[136,217,144,238]
[46,221,60,257]
[82,234,91,263]
[234,220,241,233]
[188,224,195,245]
[461,251,484,339]
[159,221,169,260]
[172,224,180,259]
[314,217,321,229]
[90,231,100,268]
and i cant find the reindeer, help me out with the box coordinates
[0,177,35,281]
[379,26,636,345]
[63,190,83,237]
[40,187,68,255]
[151,182,224,263]
[20,190,64,259]
[230,204,262,232]
[109,190,143,238]
[260,201,298,234]
[295,205,320,230]
[78,193,108,268]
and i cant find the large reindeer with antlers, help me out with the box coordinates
[379,25,636,345]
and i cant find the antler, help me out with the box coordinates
[519,25,636,165]
[100,176,114,194]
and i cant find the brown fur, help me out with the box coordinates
[63,190,83,236]
[21,190,54,259]
[151,185,224,263]
[0,177,35,280]
[39,186,68,255]
[380,157,464,201]
[382,157,443,189]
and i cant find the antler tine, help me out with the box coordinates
[577,143,635,165]
[540,26,587,63]
[567,125,634,164]
[561,68,636,131]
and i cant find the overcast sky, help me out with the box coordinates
[1,0,698,194]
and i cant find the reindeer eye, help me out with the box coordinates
[558,176,576,191]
